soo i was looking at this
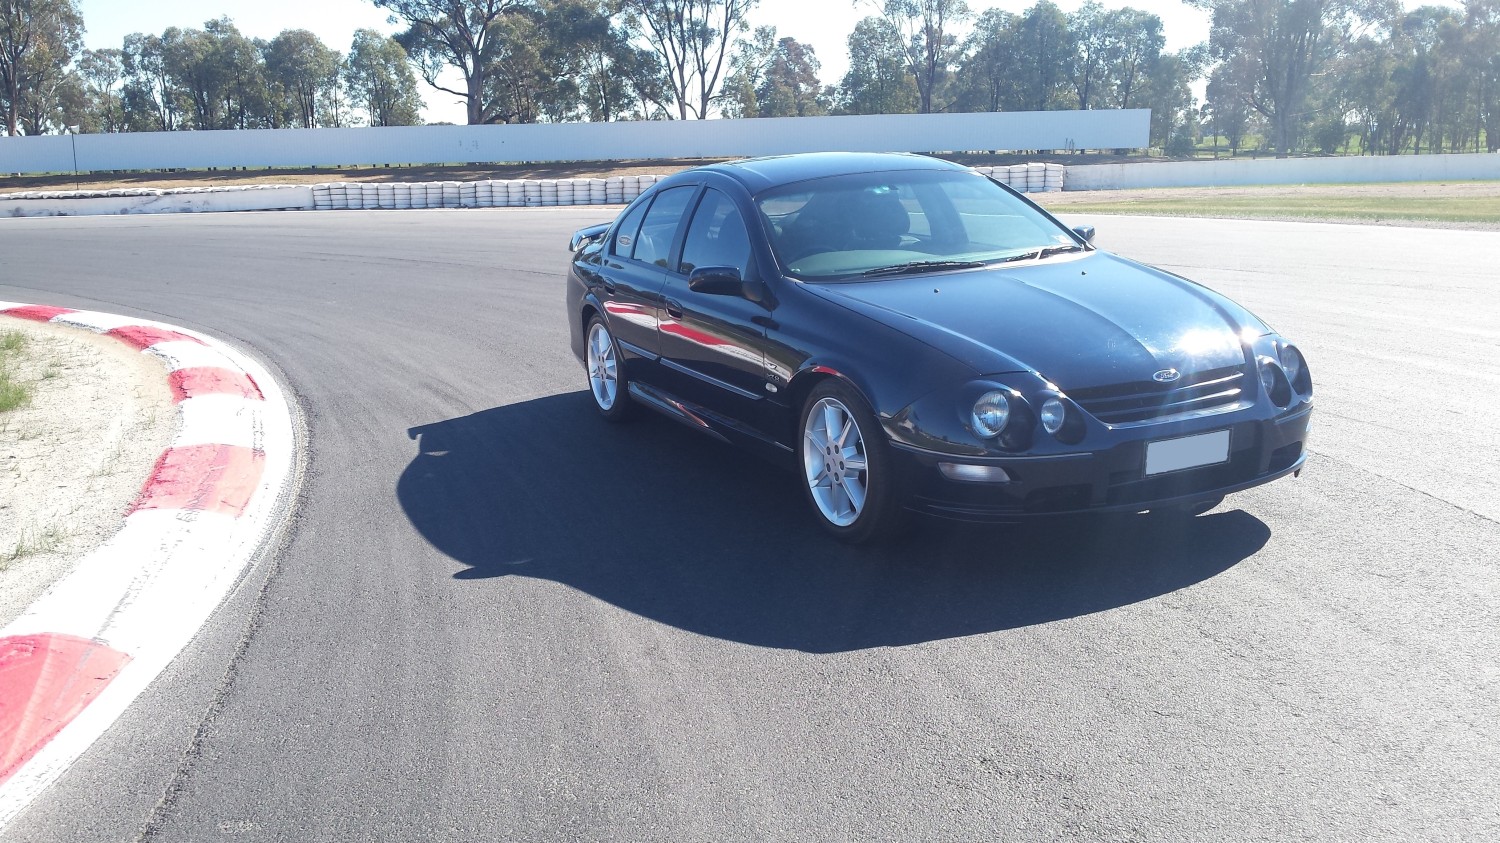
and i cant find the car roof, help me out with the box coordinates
[692,152,969,195]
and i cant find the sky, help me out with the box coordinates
[75,0,1456,125]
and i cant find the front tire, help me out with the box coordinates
[798,380,908,544]
[585,316,634,422]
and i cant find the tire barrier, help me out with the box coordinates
[971,163,1066,193]
[0,164,1068,218]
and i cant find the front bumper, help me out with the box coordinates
[891,405,1312,522]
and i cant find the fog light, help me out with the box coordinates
[939,462,1012,483]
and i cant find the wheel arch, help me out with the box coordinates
[785,365,880,444]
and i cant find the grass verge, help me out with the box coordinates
[0,330,32,413]
[4,525,70,566]
[1044,194,1500,225]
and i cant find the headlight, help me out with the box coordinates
[1259,359,1291,407]
[1040,397,1066,434]
[1278,344,1302,385]
[971,391,1011,438]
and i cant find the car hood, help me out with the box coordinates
[808,251,1267,390]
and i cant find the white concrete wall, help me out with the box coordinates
[0,111,1151,175]
[1,185,314,217]
[1065,152,1500,190]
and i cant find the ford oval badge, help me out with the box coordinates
[1153,368,1181,383]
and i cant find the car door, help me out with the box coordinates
[597,186,697,371]
[656,186,770,430]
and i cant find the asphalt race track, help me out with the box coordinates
[1,210,1496,841]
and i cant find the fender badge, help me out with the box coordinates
[1153,368,1181,383]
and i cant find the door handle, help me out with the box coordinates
[665,299,684,319]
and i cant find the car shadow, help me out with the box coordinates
[399,392,1270,653]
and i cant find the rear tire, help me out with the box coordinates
[585,316,635,422]
[797,380,909,544]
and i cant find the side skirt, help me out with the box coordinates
[627,382,794,464]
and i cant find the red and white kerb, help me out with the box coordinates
[0,303,295,828]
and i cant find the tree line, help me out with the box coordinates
[2,0,1497,157]
[0,0,424,135]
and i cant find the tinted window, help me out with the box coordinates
[757,170,1075,279]
[611,197,649,258]
[679,189,752,276]
[632,186,696,268]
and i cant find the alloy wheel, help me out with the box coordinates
[587,321,618,410]
[802,397,870,527]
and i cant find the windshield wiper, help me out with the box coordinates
[995,244,1086,263]
[860,260,986,278]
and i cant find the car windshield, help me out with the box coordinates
[756,169,1080,280]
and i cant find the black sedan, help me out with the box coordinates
[566,152,1312,543]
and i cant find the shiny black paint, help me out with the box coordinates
[566,152,1312,520]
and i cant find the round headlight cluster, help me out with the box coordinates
[1040,397,1067,434]
[1260,359,1292,407]
[1279,344,1303,386]
[971,391,1011,438]
[1259,361,1278,396]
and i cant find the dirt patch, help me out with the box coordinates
[0,319,178,626]
[0,151,1138,194]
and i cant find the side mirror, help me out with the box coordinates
[688,266,745,296]
[569,223,610,252]
[1071,225,1096,246]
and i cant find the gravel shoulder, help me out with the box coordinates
[0,318,178,626]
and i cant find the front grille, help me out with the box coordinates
[1069,366,1247,425]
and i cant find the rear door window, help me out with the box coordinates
[631,186,696,269]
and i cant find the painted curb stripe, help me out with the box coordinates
[1,306,75,323]
[105,325,205,350]
[0,304,295,829]
[168,367,264,402]
[0,635,131,785]
[131,444,267,518]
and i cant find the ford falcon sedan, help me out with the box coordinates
[566,152,1311,543]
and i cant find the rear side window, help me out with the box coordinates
[612,199,649,258]
[679,189,752,276]
[631,186,696,268]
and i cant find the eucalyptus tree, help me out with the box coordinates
[1189,0,1384,157]
[265,30,341,128]
[951,8,1023,113]
[1067,1,1111,110]
[552,0,652,122]
[619,0,757,119]
[77,48,126,132]
[1139,44,1207,150]
[835,16,917,115]
[856,0,970,114]
[721,25,775,118]
[344,29,423,125]
[1466,0,1500,151]
[158,19,265,130]
[121,32,182,131]
[0,0,84,134]
[1014,0,1074,111]
[1100,7,1164,109]
[1202,56,1257,153]
[374,0,524,124]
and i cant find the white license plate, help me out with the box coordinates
[1145,430,1231,476]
